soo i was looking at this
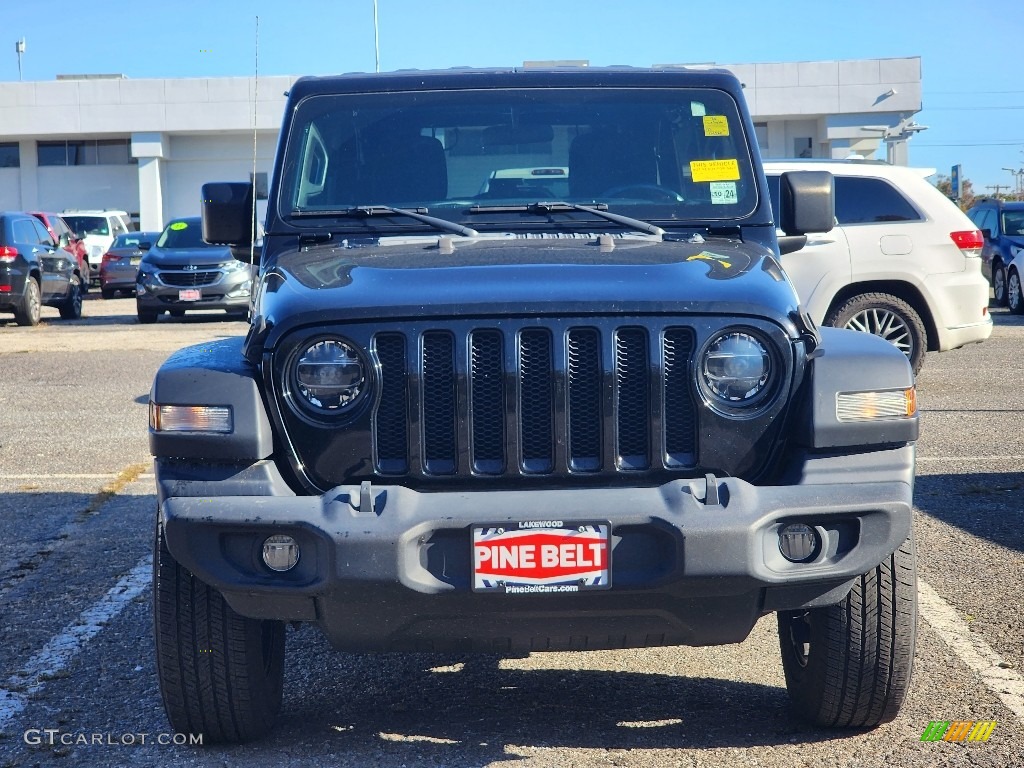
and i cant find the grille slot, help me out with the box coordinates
[159,270,220,287]
[372,320,698,479]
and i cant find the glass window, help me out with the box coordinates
[157,219,209,248]
[31,218,54,246]
[0,143,19,168]
[1002,210,1024,237]
[12,219,37,245]
[834,177,921,224]
[96,139,131,164]
[62,215,109,236]
[280,86,758,226]
[38,142,68,166]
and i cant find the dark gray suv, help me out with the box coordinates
[135,216,253,323]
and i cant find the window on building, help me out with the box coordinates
[0,143,19,168]
[38,139,136,166]
[794,137,813,158]
[754,123,768,153]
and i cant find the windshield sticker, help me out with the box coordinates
[169,222,188,231]
[709,182,738,205]
[687,251,733,269]
[690,159,740,182]
[703,115,730,137]
[690,101,707,117]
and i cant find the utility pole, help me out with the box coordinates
[1003,167,1024,201]
[373,0,380,73]
[986,184,1007,198]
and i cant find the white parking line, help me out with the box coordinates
[915,456,1024,462]
[0,556,151,731]
[917,579,1024,721]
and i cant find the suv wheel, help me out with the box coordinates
[1008,269,1024,315]
[80,264,90,294]
[137,309,159,324]
[58,279,83,320]
[777,535,916,728]
[101,286,115,300]
[826,292,927,374]
[13,277,41,326]
[154,520,285,743]
[992,262,1007,306]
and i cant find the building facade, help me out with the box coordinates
[0,58,922,232]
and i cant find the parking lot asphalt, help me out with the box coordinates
[0,294,1021,767]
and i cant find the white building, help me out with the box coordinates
[0,57,922,232]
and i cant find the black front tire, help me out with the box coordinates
[1007,268,1024,315]
[992,261,1007,307]
[154,520,285,744]
[777,535,916,729]
[58,279,83,320]
[137,309,159,324]
[826,292,928,374]
[101,285,115,300]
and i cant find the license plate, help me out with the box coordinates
[472,521,610,593]
[178,289,201,301]
[130,257,141,265]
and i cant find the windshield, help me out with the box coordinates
[280,87,758,227]
[63,215,109,236]
[157,219,210,249]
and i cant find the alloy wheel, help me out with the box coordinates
[842,308,913,358]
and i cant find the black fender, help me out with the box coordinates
[149,336,274,461]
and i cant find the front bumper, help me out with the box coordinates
[136,270,250,312]
[158,446,915,652]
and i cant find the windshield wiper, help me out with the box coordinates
[291,205,478,238]
[468,201,664,238]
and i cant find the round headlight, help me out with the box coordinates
[701,331,772,404]
[294,339,366,412]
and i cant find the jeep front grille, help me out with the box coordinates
[372,321,697,478]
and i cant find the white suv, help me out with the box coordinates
[61,210,133,274]
[764,160,992,373]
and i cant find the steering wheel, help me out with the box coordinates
[599,184,684,203]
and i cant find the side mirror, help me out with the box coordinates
[202,182,255,252]
[58,232,70,248]
[138,241,152,251]
[981,228,992,240]
[779,171,834,236]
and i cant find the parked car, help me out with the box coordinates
[30,211,91,291]
[764,159,991,373]
[150,67,920,742]
[135,216,253,323]
[99,231,159,299]
[61,210,132,277]
[965,197,1024,306]
[1005,247,1024,314]
[0,211,83,325]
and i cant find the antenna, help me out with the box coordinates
[250,15,259,265]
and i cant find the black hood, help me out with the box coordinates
[256,236,801,350]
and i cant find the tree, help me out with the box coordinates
[933,174,975,211]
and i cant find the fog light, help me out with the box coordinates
[779,523,819,562]
[262,535,300,572]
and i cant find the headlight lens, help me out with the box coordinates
[701,331,772,404]
[293,339,366,413]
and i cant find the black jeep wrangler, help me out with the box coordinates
[149,67,918,743]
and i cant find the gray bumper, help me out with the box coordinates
[158,446,915,652]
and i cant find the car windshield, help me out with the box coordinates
[280,86,757,228]
[1002,211,1024,237]
[157,220,209,249]
[63,215,109,236]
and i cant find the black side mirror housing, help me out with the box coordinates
[139,241,152,251]
[58,232,70,248]
[202,182,255,251]
[779,171,835,236]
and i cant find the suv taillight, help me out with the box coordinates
[0,246,19,262]
[950,229,984,254]
[102,252,118,264]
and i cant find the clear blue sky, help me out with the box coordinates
[3,0,1022,195]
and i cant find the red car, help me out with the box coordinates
[30,212,91,291]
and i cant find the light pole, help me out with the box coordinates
[373,0,380,73]
[15,38,25,81]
